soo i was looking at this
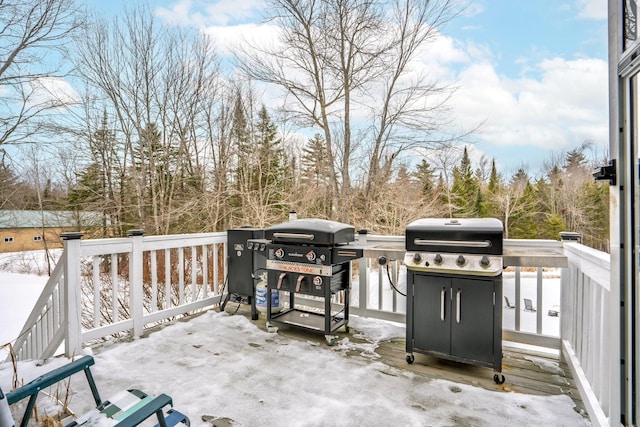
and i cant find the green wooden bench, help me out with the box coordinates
[0,355,189,427]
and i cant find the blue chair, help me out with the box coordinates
[0,355,189,427]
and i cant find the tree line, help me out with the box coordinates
[0,0,609,251]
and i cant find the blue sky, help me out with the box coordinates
[436,0,608,174]
[460,1,607,64]
[85,0,608,177]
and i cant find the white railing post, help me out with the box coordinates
[536,267,543,334]
[128,229,145,339]
[514,267,521,330]
[61,232,83,358]
[357,230,370,312]
[561,241,612,427]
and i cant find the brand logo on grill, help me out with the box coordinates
[266,260,332,276]
[306,251,316,261]
[275,248,284,258]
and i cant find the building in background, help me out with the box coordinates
[0,210,112,253]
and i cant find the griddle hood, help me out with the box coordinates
[265,218,355,245]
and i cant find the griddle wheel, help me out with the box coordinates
[493,374,505,384]
[406,354,415,364]
[266,322,278,333]
[325,335,336,346]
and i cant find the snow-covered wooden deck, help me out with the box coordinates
[8,234,606,424]
[231,304,588,422]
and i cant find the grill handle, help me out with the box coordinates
[413,239,491,248]
[440,287,446,321]
[277,273,287,290]
[456,289,461,323]
[273,232,315,240]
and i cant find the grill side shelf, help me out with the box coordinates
[269,309,346,332]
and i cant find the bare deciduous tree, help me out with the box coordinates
[237,0,463,222]
[73,4,222,234]
[0,0,82,146]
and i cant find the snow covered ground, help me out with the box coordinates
[0,251,588,426]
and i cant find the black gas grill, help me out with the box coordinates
[251,218,364,345]
[404,218,505,384]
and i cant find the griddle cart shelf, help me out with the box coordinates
[265,263,351,346]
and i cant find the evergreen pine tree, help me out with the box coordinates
[230,94,251,216]
[488,159,500,194]
[580,180,609,251]
[0,158,23,209]
[253,105,287,209]
[506,169,537,238]
[450,147,480,217]
[481,159,502,219]
[301,133,330,186]
[300,133,332,216]
[413,159,437,197]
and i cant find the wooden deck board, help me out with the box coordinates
[223,304,589,422]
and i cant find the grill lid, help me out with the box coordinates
[405,218,503,254]
[265,218,355,246]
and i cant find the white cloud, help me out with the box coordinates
[155,0,609,173]
[203,0,266,25]
[204,22,281,57]
[446,53,608,156]
[155,0,202,26]
[415,33,471,82]
[461,1,485,18]
[404,25,608,172]
[29,76,79,107]
[155,0,266,27]
[575,0,607,20]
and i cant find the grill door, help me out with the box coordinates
[410,273,499,366]
[412,275,450,355]
[450,277,496,364]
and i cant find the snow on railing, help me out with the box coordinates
[10,230,228,361]
[10,230,612,426]
[11,256,65,361]
[11,232,574,361]
[561,242,612,427]
[351,234,569,348]
[501,238,568,348]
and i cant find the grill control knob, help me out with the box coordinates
[456,255,466,266]
[480,256,491,268]
[413,253,422,264]
[434,254,443,264]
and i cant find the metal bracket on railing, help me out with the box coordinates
[593,159,616,185]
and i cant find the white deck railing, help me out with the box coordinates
[561,242,612,427]
[12,230,228,361]
[8,231,613,426]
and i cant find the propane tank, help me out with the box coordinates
[256,273,282,314]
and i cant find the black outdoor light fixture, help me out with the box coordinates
[593,159,616,186]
